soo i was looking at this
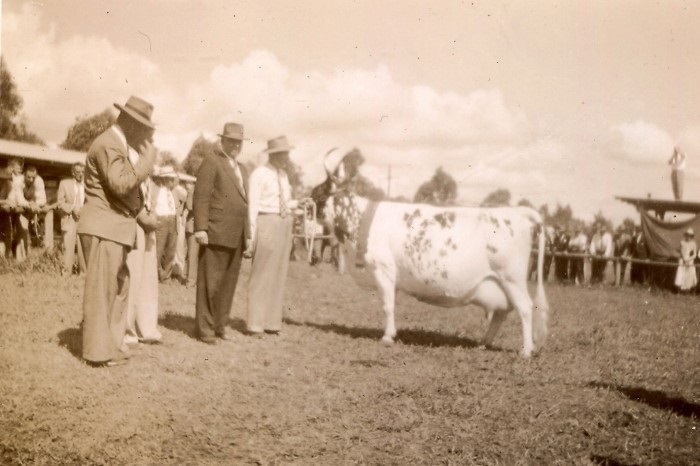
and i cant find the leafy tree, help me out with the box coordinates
[60,109,115,151]
[353,175,385,201]
[182,136,218,176]
[414,167,458,206]
[157,150,181,170]
[480,188,511,207]
[0,58,44,144]
[549,203,574,228]
[517,198,534,208]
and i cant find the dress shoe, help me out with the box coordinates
[139,337,163,345]
[105,359,129,367]
[199,337,219,345]
[246,330,265,338]
[216,332,235,341]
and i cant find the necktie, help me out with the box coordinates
[230,159,245,195]
[277,169,288,218]
[74,182,84,209]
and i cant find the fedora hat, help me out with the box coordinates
[263,135,294,154]
[218,122,248,141]
[153,165,178,179]
[685,227,695,237]
[113,96,155,129]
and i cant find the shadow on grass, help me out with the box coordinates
[589,454,635,466]
[588,381,700,418]
[284,318,486,349]
[160,313,248,339]
[57,327,82,359]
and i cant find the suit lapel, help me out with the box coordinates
[219,149,246,201]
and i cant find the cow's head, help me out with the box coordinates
[323,189,362,244]
[324,147,362,193]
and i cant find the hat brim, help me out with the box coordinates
[218,133,249,141]
[264,145,295,154]
[114,103,156,129]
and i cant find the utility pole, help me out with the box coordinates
[387,164,392,198]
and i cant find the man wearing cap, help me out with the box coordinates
[193,122,251,344]
[77,96,158,367]
[152,165,180,282]
[247,135,310,336]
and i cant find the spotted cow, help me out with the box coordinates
[324,189,549,358]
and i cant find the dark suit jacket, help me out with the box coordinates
[77,126,154,247]
[193,148,250,249]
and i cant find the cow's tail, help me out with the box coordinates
[533,217,549,349]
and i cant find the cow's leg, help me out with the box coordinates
[472,278,511,349]
[481,310,508,349]
[372,266,397,344]
[499,281,535,358]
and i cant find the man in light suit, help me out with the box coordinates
[193,122,251,344]
[57,162,87,275]
[77,95,158,367]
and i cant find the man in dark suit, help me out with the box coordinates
[193,122,251,344]
[77,96,157,367]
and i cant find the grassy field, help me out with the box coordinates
[1,258,699,465]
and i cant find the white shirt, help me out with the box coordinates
[589,231,613,257]
[247,163,299,240]
[74,180,85,209]
[154,185,177,216]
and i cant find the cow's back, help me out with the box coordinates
[364,203,537,304]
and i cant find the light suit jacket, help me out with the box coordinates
[56,178,83,231]
[77,126,154,247]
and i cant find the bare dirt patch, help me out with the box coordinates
[1,261,699,464]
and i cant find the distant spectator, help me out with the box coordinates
[171,178,188,282]
[553,226,570,283]
[614,226,633,285]
[184,181,198,287]
[0,170,13,258]
[589,224,613,284]
[674,228,697,292]
[568,227,588,285]
[152,166,179,282]
[630,226,649,286]
[15,165,46,258]
[57,162,87,275]
[668,146,686,200]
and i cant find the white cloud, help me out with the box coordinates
[611,120,674,164]
[4,5,568,211]
[3,4,164,144]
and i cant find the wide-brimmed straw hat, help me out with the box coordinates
[153,165,178,179]
[263,135,294,154]
[218,122,248,141]
[114,96,155,129]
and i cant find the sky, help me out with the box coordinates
[2,0,700,223]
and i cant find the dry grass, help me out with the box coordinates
[1,259,699,465]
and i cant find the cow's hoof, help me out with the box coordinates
[381,336,394,345]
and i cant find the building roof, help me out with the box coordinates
[616,196,700,215]
[0,139,85,166]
